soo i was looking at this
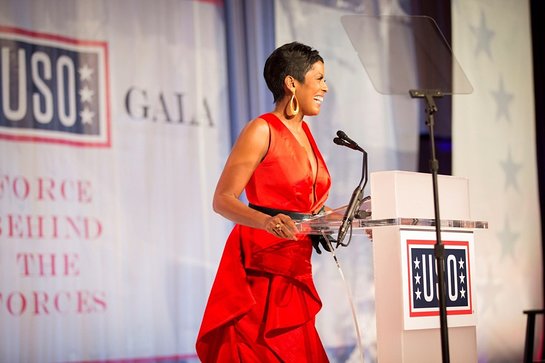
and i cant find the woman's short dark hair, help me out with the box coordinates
[263,42,324,103]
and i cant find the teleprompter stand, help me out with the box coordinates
[340,15,473,363]
[410,88,449,362]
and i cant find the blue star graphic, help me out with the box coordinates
[496,216,519,260]
[500,148,522,192]
[470,10,495,59]
[476,264,501,316]
[491,77,514,122]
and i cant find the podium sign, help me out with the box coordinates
[400,229,476,330]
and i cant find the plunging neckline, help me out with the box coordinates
[276,118,318,183]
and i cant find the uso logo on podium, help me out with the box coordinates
[401,230,475,329]
[0,26,110,147]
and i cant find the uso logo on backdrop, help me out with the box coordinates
[407,239,472,317]
[0,26,110,147]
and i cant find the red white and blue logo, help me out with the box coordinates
[0,26,110,147]
[406,238,472,317]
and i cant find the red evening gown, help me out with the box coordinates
[196,113,331,362]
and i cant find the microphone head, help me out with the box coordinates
[334,130,365,153]
[334,137,360,151]
[333,137,344,146]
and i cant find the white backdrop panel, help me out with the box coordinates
[452,0,542,361]
[0,1,230,362]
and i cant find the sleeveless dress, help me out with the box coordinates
[196,113,332,362]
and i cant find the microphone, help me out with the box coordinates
[333,130,368,246]
[333,137,360,151]
[336,130,364,152]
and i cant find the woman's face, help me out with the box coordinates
[296,61,328,116]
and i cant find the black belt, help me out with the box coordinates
[248,203,322,220]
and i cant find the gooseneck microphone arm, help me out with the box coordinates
[334,130,368,247]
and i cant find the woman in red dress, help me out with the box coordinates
[196,42,331,362]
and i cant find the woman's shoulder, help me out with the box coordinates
[246,112,282,132]
[243,116,270,134]
[234,116,271,149]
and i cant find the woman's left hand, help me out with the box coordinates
[265,214,299,240]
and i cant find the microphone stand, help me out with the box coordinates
[334,132,368,247]
[410,89,450,363]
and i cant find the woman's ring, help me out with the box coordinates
[275,223,281,231]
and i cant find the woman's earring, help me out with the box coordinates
[287,89,299,117]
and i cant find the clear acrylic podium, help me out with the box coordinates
[297,171,487,363]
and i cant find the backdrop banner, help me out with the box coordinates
[0,1,230,362]
[452,0,542,361]
[1,0,541,362]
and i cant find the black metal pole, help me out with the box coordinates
[428,108,450,363]
[411,89,450,363]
